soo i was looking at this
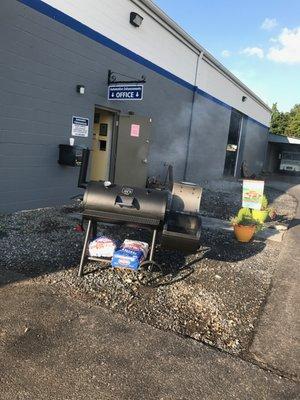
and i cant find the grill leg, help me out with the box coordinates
[78,219,92,277]
[149,229,157,261]
[92,220,97,239]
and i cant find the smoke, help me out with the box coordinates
[149,100,193,181]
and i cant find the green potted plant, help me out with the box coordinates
[252,195,276,223]
[231,208,262,243]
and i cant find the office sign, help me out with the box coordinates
[108,85,143,101]
[242,180,265,210]
[72,116,89,137]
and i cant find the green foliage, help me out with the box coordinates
[231,208,263,231]
[270,103,300,138]
[285,104,300,137]
[270,103,290,135]
[260,195,268,210]
[237,207,252,221]
[257,195,276,219]
[232,208,256,226]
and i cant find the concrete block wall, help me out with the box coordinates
[186,94,232,181]
[0,0,194,211]
[0,0,270,212]
[40,0,271,127]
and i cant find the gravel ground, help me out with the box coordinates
[200,186,297,224]
[1,203,290,356]
[0,188,297,355]
[55,225,279,355]
[0,206,84,277]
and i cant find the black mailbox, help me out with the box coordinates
[58,144,85,167]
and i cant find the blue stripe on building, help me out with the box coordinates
[18,0,268,129]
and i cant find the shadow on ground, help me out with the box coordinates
[0,177,298,356]
[0,208,266,288]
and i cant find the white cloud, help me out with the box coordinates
[261,18,278,31]
[221,50,231,57]
[267,27,300,64]
[241,47,264,59]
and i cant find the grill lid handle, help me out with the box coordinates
[115,195,140,209]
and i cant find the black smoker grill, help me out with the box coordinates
[78,181,169,276]
[77,151,203,277]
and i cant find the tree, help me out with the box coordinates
[270,103,290,135]
[270,103,300,138]
[285,104,300,137]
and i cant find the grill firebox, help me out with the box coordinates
[161,182,202,253]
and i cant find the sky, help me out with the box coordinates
[153,0,300,112]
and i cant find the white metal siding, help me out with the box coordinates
[197,58,271,126]
[42,0,270,126]
[42,0,199,84]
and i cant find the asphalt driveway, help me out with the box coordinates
[0,272,298,400]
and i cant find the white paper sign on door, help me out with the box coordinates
[130,124,140,137]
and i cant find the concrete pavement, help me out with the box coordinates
[0,274,298,400]
[250,180,300,379]
[202,216,286,242]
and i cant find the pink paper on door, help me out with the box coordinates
[130,124,140,137]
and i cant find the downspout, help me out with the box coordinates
[183,50,203,181]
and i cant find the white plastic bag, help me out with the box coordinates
[88,236,116,258]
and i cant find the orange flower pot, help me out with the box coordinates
[233,224,256,242]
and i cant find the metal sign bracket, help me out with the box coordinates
[107,70,146,85]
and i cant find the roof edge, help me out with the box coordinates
[269,133,300,144]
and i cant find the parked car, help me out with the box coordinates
[279,151,300,173]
